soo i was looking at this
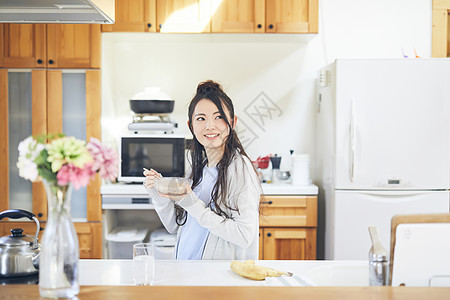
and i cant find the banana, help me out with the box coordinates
[230,260,293,281]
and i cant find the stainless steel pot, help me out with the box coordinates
[0,209,40,277]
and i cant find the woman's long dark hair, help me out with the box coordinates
[175,80,254,226]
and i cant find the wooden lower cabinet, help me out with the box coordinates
[259,195,317,260]
[0,222,44,241]
[74,223,102,259]
[0,221,102,259]
[262,227,316,260]
[259,228,264,259]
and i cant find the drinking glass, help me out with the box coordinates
[133,243,155,285]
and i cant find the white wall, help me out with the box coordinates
[101,0,432,258]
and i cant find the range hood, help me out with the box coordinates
[0,0,115,24]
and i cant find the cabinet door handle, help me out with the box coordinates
[49,59,54,65]
[268,24,274,29]
[37,59,43,64]
[260,201,273,205]
[37,213,43,218]
[147,23,152,28]
[267,232,272,237]
[257,24,262,29]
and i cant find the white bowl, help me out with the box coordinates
[154,177,191,195]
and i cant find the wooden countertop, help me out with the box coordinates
[1,285,449,299]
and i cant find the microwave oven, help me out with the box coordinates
[119,134,185,182]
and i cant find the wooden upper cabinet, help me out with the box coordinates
[211,0,265,33]
[157,0,212,33]
[47,24,101,69]
[98,0,319,33]
[0,24,100,69]
[0,24,47,68]
[102,0,157,32]
[266,0,318,33]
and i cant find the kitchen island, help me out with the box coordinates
[2,260,449,299]
[77,259,362,286]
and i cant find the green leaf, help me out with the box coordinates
[33,133,65,144]
[34,134,47,144]
[34,149,47,165]
[37,165,56,184]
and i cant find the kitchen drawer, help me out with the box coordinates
[259,196,317,227]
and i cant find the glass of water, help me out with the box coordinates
[133,243,155,285]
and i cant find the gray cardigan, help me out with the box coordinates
[147,153,261,260]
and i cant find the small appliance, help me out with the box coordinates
[127,113,177,134]
[119,134,185,183]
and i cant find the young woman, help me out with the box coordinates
[143,80,261,260]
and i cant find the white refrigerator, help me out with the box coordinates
[316,59,450,260]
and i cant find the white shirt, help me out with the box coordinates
[176,166,217,260]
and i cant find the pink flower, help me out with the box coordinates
[87,138,119,181]
[57,163,94,190]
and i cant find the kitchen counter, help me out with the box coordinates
[101,182,318,196]
[2,285,449,300]
[101,183,318,209]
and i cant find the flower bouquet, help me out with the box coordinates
[16,134,119,298]
[17,134,118,189]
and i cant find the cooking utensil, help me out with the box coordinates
[129,99,174,114]
[270,155,282,183]
[130,87,175,114]
[269,155,281,170]
[0,273,39,284]
[368,226,388,286]
[0,209,41,277]
[279,171,291,181]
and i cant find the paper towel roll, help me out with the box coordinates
[291,154,311,186]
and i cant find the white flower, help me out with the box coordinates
[16,137,45,182]
[17,156,39,181]
[18,136,34,156]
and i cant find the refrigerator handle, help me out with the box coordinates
[359,191,435,197]
[350,99,356,182]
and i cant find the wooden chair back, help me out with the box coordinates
[389,213,450,285]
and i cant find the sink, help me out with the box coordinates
[306,263,369,286]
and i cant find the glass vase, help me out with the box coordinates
[39,181,80,298]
